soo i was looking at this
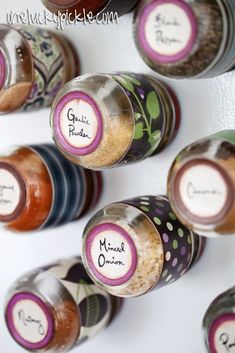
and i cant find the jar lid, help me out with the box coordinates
[84,223,138,286]
[53,91,103,156]
[171,158,234,226]
[136,0,197,64]
[208,313,235,353]
[0,162,26,222]
[6,292,54,350]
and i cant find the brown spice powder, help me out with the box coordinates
[48,300,80,351]
[0,82,32,113]
[3,147,53,232]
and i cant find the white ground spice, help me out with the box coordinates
[93,208,164,298]
[76,112,134,169]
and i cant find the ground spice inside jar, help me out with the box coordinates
[51,72,180,169]
[5,258,123,352]
[0,24,79,113]
[82,196,205,297]
[42,0,109,17]
[134,0,228,78]
[0,144,103,232]
[42,0,139,18]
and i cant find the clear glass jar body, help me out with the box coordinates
[168,130,235,237]
[203,286,235,353]
[0,24,79,113]
[82,195,205,298]
[50,72,180,170]
[42,0,139,18]
[133,0,235,79]
[0,144,102,232]
[5,257,122,353]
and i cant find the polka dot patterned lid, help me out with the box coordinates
[125,195,205,290]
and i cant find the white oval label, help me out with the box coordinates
[179,163,228,219]
[60,98,99,149]
[210,316,235,353]
[86,224,138,285]
[143,1,196,61]
[0,169,21,216]
[11,299,49,344]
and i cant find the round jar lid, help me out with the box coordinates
[208,313,235,353]
[136,0,197,64]
[172,158,233,226]
[84,222,138,286]
[6,292,54,350]
[53,91,103,156]
[0,162,26,222]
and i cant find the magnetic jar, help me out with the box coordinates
[203,286,235,353]
[82,195,205,297]
[133,0,235,79]
[168,130,235,237]
[50,72,180,170]
[0,144,102,232]
[5,257,123,352]
[42,0,139,18]
[0,24,79,113]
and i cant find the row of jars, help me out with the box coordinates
[4,254,235,353]
[1,0,235,115]
[35,0,235,79]
[2,133,235,238]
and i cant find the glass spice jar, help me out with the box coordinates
[82,195,205,298]
[5,257,123,353]
[50,72,180,170]
[0,24,79,113]
[133,0,235,79]
[167,130,235,237]
[0,144,102,232]
[42,0,139,18]
[203,286,235,353]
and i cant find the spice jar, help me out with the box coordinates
[5,257,122,352]
[82,195,205,298]
[50,72,180,170]
[0,144,102,232]
[167,130,235,237]
[0,24,79,113]
[203,286,235,353]
[42,0,139,18]
[133,0,235,79]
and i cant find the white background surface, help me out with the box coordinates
[0,2,235,353]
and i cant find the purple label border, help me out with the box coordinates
[209,313,235,353]
[53,91,103,156]
[6,292,54,350]
[137,0,197,64]
[85,222,138,286]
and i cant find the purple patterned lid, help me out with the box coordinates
[208,314,235,353]
[0,49,6,89]
[6,292,54,350]
[136,0,197,64]
[85,223,138,286]
[53,91,103,156]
